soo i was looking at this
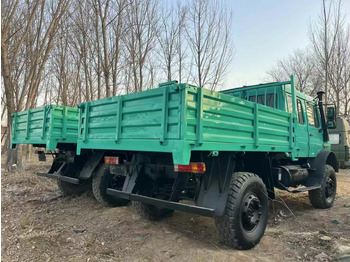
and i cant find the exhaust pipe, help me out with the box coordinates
[317,91,329,142]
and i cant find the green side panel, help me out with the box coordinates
[183,86,292,150]
[77,81,295,165]
[10,105,79,150]
[78,83,181,142]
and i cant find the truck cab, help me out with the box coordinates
[221,80,330,159]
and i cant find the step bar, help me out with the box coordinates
[277,182,321,193]
[37,172,80,185]
[106,188,216,217]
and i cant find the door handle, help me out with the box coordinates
[309,134,313,137]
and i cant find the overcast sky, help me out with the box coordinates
[225,0,350,88]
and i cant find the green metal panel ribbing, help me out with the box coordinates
[25,111,30,139]
[181,86,188,140]
[62,107,67,140]
[196,88,203,145]
[254,103,259,147]
[289,114,294,150]
[41,107,47,139]
[47,106,54,140]
[160,87,169,144]
[115,96,122,143]
[77,105,83,141]
[11,113,17,140]
[290,75,296,153]
[83,103,90,142]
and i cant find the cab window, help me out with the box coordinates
[297,99,304,125]
[265,94,275,108]
[306,102,320,127]
[249,94,276,108]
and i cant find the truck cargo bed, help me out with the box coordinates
[77,81,295,165]
[10,105,79,150]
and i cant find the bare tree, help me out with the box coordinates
[123,0,159,92]
[176,3,188,84]
[328,25,350,115]
[309,0,344,104]
[2,0,238,170]
[111,0,127,96]
[71,1,96,101]
[1,0,70,170]
[185,0,234,90]
[156,2,187,82]
[266,48,320,95]
[342,28,350,116]
[268,0,349,117]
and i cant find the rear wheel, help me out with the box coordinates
[57,179,91,196]
[215,172,268,250]
[308,164,336,209]
[133,178,174,221]
[92,164,130,207]
[56,162,91,196]
[133,200,174,221]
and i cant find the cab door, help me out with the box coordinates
[306,101,323,157]
[286,95,309,157]
[295,98,309,157]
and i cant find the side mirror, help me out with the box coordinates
[326,107,336,129]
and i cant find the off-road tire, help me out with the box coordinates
[132,201,174,221]
[57,179,91,196]
[92,164,130,207]
[308,164,336,209]
[132,177,175,221]
[215,172,268,250]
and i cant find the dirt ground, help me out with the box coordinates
[1,159,350,262]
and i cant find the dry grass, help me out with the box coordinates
[1,159,350,262]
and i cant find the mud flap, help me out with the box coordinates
[307,150,338,187]
[196,154,235,216]
[79,151,104,179]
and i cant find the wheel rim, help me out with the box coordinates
[242,193,263,232]
[325,176,335,200]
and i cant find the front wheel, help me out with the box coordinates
[215,172,268,250]
[308,164,336,209]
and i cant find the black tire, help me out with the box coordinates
[132,177,174,221]
[308,164,336,209]
[215,172,268,250]
[132,201,174,221]
[56,161,91,196]
[92,164,130,207]
[57,179,91,196]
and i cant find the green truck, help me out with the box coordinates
[329,117,350,168]
[10,76,338,250]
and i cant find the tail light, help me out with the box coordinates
[104,156,119,165]
[174,162,206,173]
